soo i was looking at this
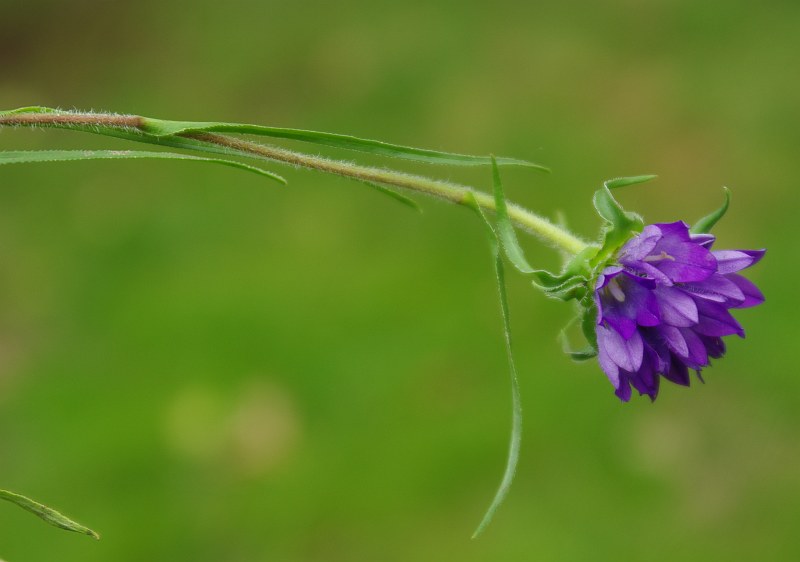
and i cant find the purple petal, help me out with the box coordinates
[595,266,624,290]
[614,375,632,402]
[658,325,689,358]
[619,225,661,262]
[597,324,644,372]
[699,335,726,359]
[726,273,765,308]
[622,274,661,327]
[594,267,623,327]
[632,369,659,399]
[653,238,717,283]
[653,221,692,238]
[694,300,745,338]
[690,233,716,248]
[679,328,709,367]
[663,357,691,386]
[636,301,661,327]
[631,261,675,285]
[604,313,638,340]
[597,341,620,388]
[713,249,766,274]
[596,272,660,338]
[655,286,699,327]
[680,274,745,305]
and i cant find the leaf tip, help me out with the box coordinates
[604,174,658,190]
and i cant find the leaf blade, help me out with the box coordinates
[491,156,535,273]
[604,174,658,190]
[0,489,99,540]
[0,108,546,169]
[0,149,286,184]
[140,116,549,170]
[463,192,523,539]
[690,187,731,234]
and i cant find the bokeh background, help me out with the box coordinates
[0,1,797,560]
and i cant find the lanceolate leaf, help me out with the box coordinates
[491,156,535,273]
[0,489,99,540]
[691,187,731,234]
[604,175,658,190]
[0,150,286,184]
[463,192,523,539]
[0,107,548,170]
[140,117,548,169]
[491,159,558,284]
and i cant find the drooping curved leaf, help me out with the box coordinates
[463,192,523,539]
[491,156,535,273]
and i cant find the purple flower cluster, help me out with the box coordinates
[594,221,764,401]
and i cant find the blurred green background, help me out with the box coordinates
[0,1,797,560]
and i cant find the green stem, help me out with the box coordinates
[0,111,589,254]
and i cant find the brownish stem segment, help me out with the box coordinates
[0,112,144,129]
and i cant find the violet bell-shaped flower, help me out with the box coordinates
[594,221,764,401]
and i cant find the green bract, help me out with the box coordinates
[691,187,731,234]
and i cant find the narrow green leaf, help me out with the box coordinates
[360,181,421,212]
[491,156,535,273]
[463,192,522,540]
[139,116,548,170]
[0,489,99,540]
[690,187,731,234]
[604,175,658,190]
[0,150,286,184]
[64,125,291,167]
[0,106,59,117]
[0,108,546,170]
[557,326,597,361]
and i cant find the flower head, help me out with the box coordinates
[594,221,764,401]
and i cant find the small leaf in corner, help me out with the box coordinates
[0,489,99,540]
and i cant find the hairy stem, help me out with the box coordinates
[0,111,589,254]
